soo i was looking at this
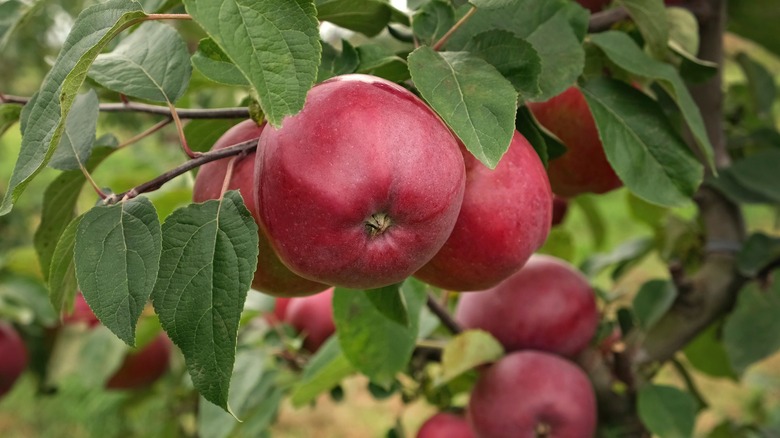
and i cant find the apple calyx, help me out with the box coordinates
[365,212,392,237]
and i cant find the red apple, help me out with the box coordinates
[576,0,611,13]
[106,334,172,390]
[418,412,474,438]
[193,119,327,297]
[284,288,335,352]
[455,254,598,358]
[552,196,569,226]
[0,322,27,397]
[528,86,622,197]
[62,292,100,327]
[468,351,597,438]
[414,131,552,291]
[256,74,466,289]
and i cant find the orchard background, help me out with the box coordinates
[0,0,779,437]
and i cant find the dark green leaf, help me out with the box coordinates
[411,0,454,46]
[683,322,737,380]
[191,38,248,87]
[616,0,669,59]
[439,330,504,384]
[525,12,583,101]
[724,149,780,204]
[317,40,359,83]
[334,279,426,387]
[408,47,516,169]
[75,196,162,346]
[464,30,541,100]
[290,337,356,407]
[316,0,391,37]
[49,90,99,171]
[637,384,696,438]
[737,233,780,278]
[582,78,703,207]
[633,280,677,331]
[185,0,320,128]
[152,191,259,411]
[724,281,780,374]
[0,104,22,137]
[735,53,777,120]
[729,0,780,57]
[365,284,409,327]
[708,170,774,205]
[355,44,410,82]
[515,106,547,166]
[185,119,240,154]
[47,216,82,316]
[0,0,146,215]
[470,0,516,7]
[589,31,715,171]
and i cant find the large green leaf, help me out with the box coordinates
[411,0,454,46]
[724,281,780,374]
[721,149,780,204]
[0,104,22,137]
[683,322,737,380]
[408,47,516,169]
[355,44,410,82]
[152,190,259,411]
[49,91,99,171]
[438,330,504,385]
[589,31,715,170]
[582,78,703,207]
[737,233,780,278]
[464,30,541,100]
[47,216,82,317]
[616,0,668,59]
[0,0,146,215]
[365,284,409,327]
[316,0,391,37]
[290,337,356,407]
[90,21,191,103]
[184,0,321,128]
[74,197,162,346]
[638,384,697,438]
[191,38,248,87]
[333,279,426,387]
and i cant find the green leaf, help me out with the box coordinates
[317,40,359,83]
[365,284,409,327]
[633,280,677,331]
[589,31,715,171]
[616,0,669,59]
[0,0,42,50]
[735,52,777,119]
[316,0,391,37]
[525,11,584,101]
[581,237,654,278]
[724,281,780,374]
[683,322,737,380]
[438,330,504,385]
[408,47,516,169]
[49,90,99,171]
[185,119,240,154]
[0,0,146,216]
[0,104,22,137]
[537,228,575,262]
[152,190,259,411]
[637,384,696,438]
[290,337,356,407]
[574,195,607,249]
[185,0,321,128]
[737,233,780,278]
[470,0,516,7]
[667,9,717,83]
[34,145,116,282]
[75,196,162,346]
[729,0,780,57]
[191,38,248,87]
[464,30,541,100]
[47,215,82,316]
[582,78,703,207]
[333,279,426,387]
[723,149,780,204]
[627,191,668,229]
[355,44,410,82]
[411,0,454,46]
[45,324,127,388]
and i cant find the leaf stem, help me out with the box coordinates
[144,13,192,21]
[670,358,709,410]
[432,5,477,51]
[426,293,462,334]
[79,160,108,200]
[167,101,200,158]
[117,117,172,149]
[220,155,240,197]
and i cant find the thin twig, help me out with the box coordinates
[432,5,477,51]
[426,293,462,335]
[167,101,199,158]
[671,358,709,409]
[117,117,172,149]
[588,7,630,33]
[78,160,107,200]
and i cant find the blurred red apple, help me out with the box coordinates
[0,322,27,397]
[193,119,327,297]
[256,74,466,289]
[468,351,597,438]
[455,255,598,358]
[576,0,611,13]
[414,131,552,291]
[284,288,336,352]
[418,412,474,438]
[528,86,622,197]
[552,196,569,226]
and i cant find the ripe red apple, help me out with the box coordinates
[468,351,597,438]
[418,412,474,438]
[552,196,569,226]
[414,131,552,291]
[455,254,598,358]
[0,322,27,397]
[256,74,466,289]
[284,287,335,352]
[528,86,622,197]
[193,119,327,297]
[62,292,100,327]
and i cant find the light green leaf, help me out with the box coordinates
[49,90,99,171]
[412,0,454,46]
[185,0,321,128]
[48,216,82,317]
[616,0,669,59]
[290,337,356,407]
[408,47,516,169]
[582,78,703,207]
[75,196,162,346]
[0,0,146,216]
[90,21,191,103]
[316,0,391,37]
[365,284,409,327]
[191,38,248,87]
[638,384,697,438]
[45,324,127,388]
[0,104,22,137]
[317,40,359,83]
[439,330,504,384]
[581,237,654,278]
[152,190,259,411]
[633,280,677,331]
[683,322,737,380]
[724,281,780,374]
[589,31,715,171]
[464,30,541,100]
